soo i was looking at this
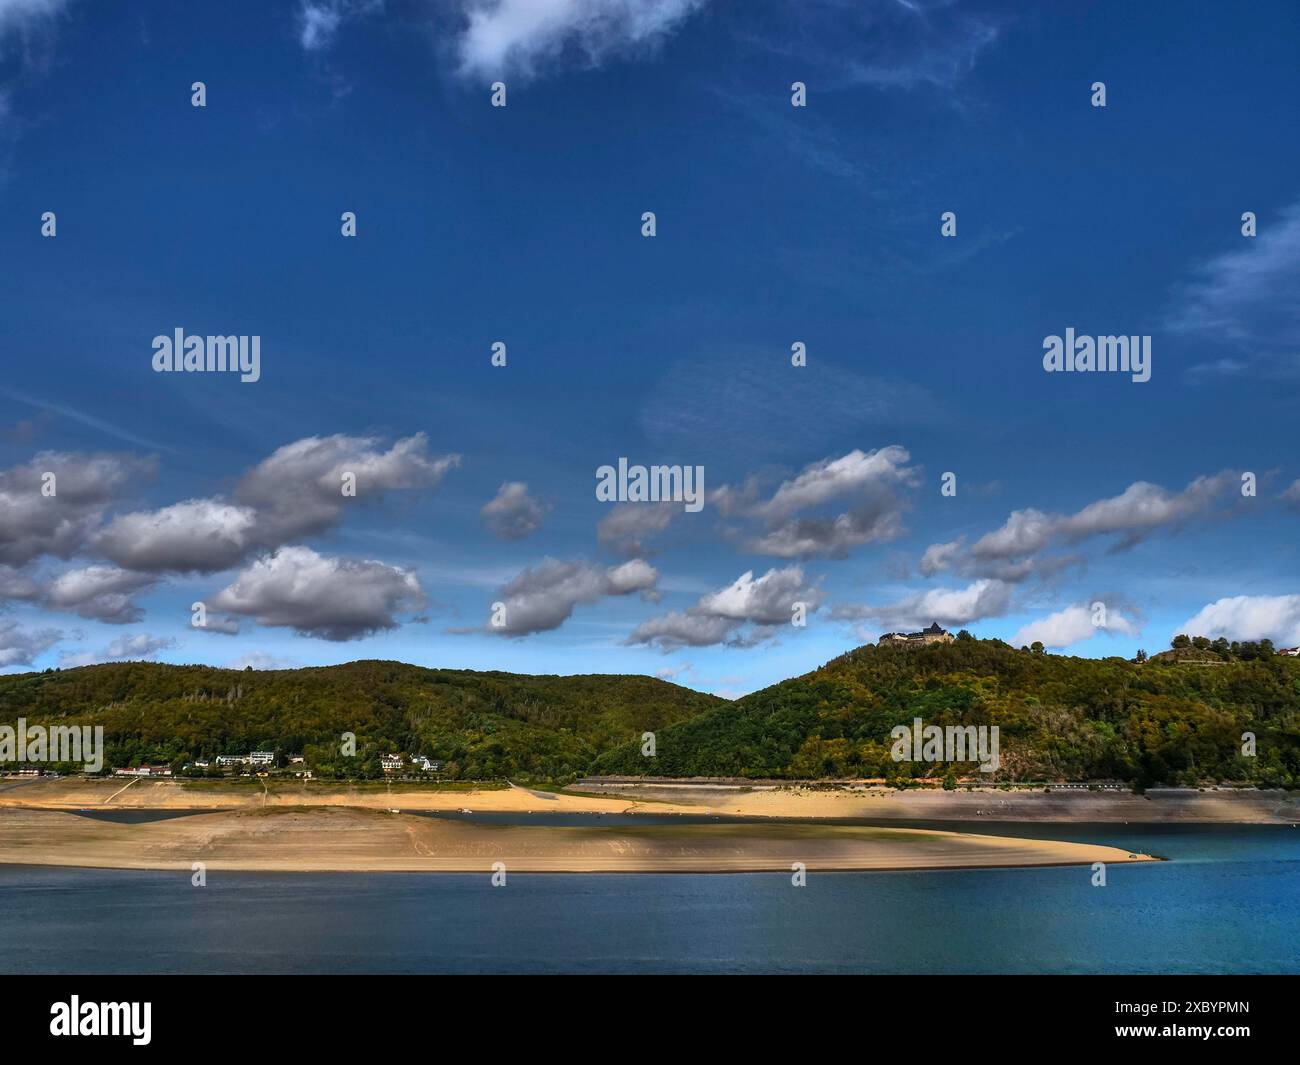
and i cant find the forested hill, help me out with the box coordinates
[593,638,1300,786]
[0,660,723,781]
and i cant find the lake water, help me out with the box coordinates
[1,822,1297,973]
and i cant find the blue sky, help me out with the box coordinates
[2,0,1298,697]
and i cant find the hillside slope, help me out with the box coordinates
[593,639,1300,786]
[0,660,724,781]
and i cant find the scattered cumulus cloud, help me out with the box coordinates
[41,565,157,624]
[0,618,63,668]
[96,499,259,574]
[597,500,678,556]
[716,446,918,559]
[922,472,1241,582]
[211,546,426,641]
[479,556,660,636]
[95,433,458,574]
[628,565,820,649]
[0,451,154,567]
[481,481,548,540]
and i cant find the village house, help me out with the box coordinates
[380,754,403,772]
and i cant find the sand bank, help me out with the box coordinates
[0,806,1155,874]
[567,781,1300,823]
[3,776,1293,824]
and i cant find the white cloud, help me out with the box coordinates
[1179,595,1300,648]
[481,556,659,636]
[0,0,69,41]
[481,481,548,540]
[923,472,1239,581]
[455,0,707,82]
[1010,604,1136,650]
[0,451,154,568]
[212,546,425,641]
[58,632,176,668]
[1171,200,1300,345]
[0,618,62,668]
[225,651,301,671]
[716,446,917,559]
[41,565,157,624]
[628,565,820,649]
[597,500,678,556]
[833,578,1012,634]
[295,0,382,52]
[93,433,457,574]
[233,432,459,547]
[96,499,258,574]
[654,661,691,680]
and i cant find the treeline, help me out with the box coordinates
[593,638,1300,786]
[0,660,722,783]
[1155,634,1285,661]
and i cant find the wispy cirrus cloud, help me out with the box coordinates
[296,0,707,83]
[0,0,76,167]
[739,0,1002,93]
[1171,199,1300,379]
[640,352,941,463]
[453,0,707,81]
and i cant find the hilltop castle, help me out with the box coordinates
[878,622,954,647]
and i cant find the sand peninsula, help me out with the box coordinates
[0,776,1179,873]
[0,806,1154,874]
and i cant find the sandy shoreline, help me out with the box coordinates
[0,806,1156,874]
[0,777,1286,872]
[2,776,1296,823]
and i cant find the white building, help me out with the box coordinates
[249,751,275,766]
